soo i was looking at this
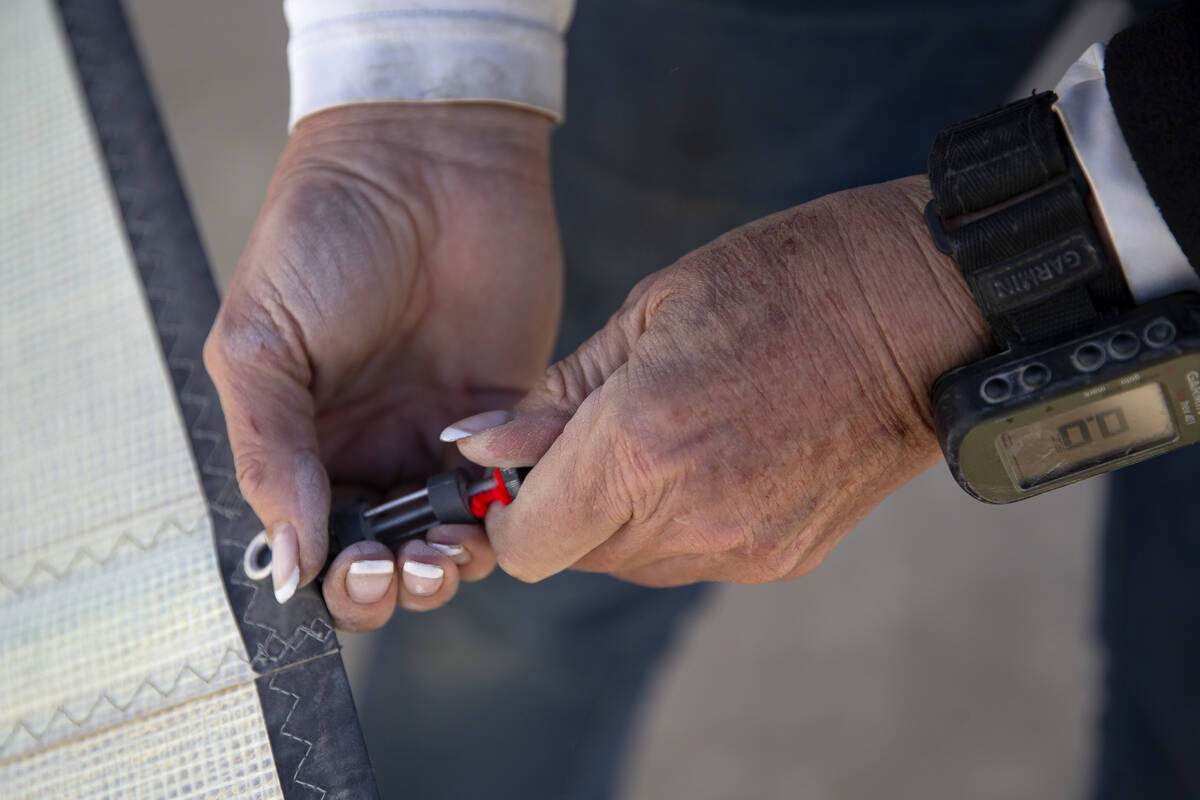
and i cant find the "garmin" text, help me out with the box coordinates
[989,249,1083,300]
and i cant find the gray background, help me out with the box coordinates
[122,1,1128,796]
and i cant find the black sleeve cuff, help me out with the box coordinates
[1104,2,1200,271]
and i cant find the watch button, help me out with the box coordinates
[1144,319,1176,348]
[1020,363,1051,390]
[1108,331,1140,360]
[1073,342,1106,372]
[981,375,1013,403]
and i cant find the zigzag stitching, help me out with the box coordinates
[55,11,338,792]
[268,675,328,798]
[0,514,207,595]
[153,304,243,521]
[220,539,334,669]
[1,645,249,753]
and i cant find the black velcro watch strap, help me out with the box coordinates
[927,91,1134,348]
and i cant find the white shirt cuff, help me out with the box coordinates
[284,1,575,129]
[1053,42,1197,303]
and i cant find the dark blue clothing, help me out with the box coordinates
[1098,450,1200,799]
[357,2,1180,797]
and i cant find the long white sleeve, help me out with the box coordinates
[1053,43,1197,302]
[284,0,576,129]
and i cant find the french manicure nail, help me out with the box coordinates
[428,542,465,559]
[402,560,445,596]
[440,409,515,442]
[347,560,394,604]
[272,522,300,604]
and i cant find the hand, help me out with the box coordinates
[203,103,562,627]
[450,176,989,586]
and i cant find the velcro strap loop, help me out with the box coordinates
[928,91,1133,347]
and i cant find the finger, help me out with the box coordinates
[322,541,398,632]
[441,280,666,583]
[396,539,461,612]
[447,281,652,468]
[425,524,497,582]
[204,296,329,600]
[481,377,634,583]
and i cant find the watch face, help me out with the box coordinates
[998,382,1177,489]
[933,295,1200,503]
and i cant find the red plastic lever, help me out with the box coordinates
[469,468,515,518]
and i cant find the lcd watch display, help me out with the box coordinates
[997,382,1178,489]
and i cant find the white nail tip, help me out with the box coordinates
[349,560,394,576]
[439,410,515,442]
[402,561,444,580]
[428,543,465,557]
[439,426,472,443]
[274,566,299,604]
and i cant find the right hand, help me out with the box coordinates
[203,103,563,630]
[456,177,989,588]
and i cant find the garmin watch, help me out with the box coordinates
[927,92,1200,502]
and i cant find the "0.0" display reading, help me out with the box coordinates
[999,382,1177,489]
[1058,407,1129,449]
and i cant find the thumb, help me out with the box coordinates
[449,307,642,468]
[204,303,329,602]
[446,296,652,582]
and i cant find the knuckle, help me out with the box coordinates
[605,423,664,523]
[532,356,592,413]
[535,360,574,409]
[733,526,806,584]
[202,327,227,376]
[604,407,685,525]
[494,550,542,584]
[207,286,309,383]
[233,449,270,499]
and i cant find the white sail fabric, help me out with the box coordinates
[0,0,281,796]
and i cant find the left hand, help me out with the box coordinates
[203,103,561,626]
[449,176,991,586]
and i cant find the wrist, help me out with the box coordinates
[274,102,555,257]
[289,102,554,175]
[816,176,992,438]
[875,176,992,397]
[285,102,552,188]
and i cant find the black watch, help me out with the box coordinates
[926,92,1200,502]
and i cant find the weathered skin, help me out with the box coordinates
[204,103,561,627]
[207,100,991,628]
[461,176,990,587]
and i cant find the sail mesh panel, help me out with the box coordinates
[0,0,282,796]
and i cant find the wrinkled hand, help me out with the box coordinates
[204,104,561,627]
[453,176,990,586]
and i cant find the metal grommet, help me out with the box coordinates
[243,530,272,580]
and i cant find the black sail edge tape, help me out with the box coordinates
[54,2,378,797]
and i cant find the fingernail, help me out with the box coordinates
[440,409,515,442]
[402,560,445,596]
[428,542,470,564]
[347,560,394,604]
[272,522,300,604]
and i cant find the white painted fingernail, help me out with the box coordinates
[440,409,515,442]
[271,523,300,604]
[428,541,471,565]
[347,560,394,604]
[402,560,445,596]
[349,560,395,576]
[275,566,299,604]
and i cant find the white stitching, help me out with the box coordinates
[267,675,328,798]
[0,646,249,757]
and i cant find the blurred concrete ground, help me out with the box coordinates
[123,1,1128,796]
